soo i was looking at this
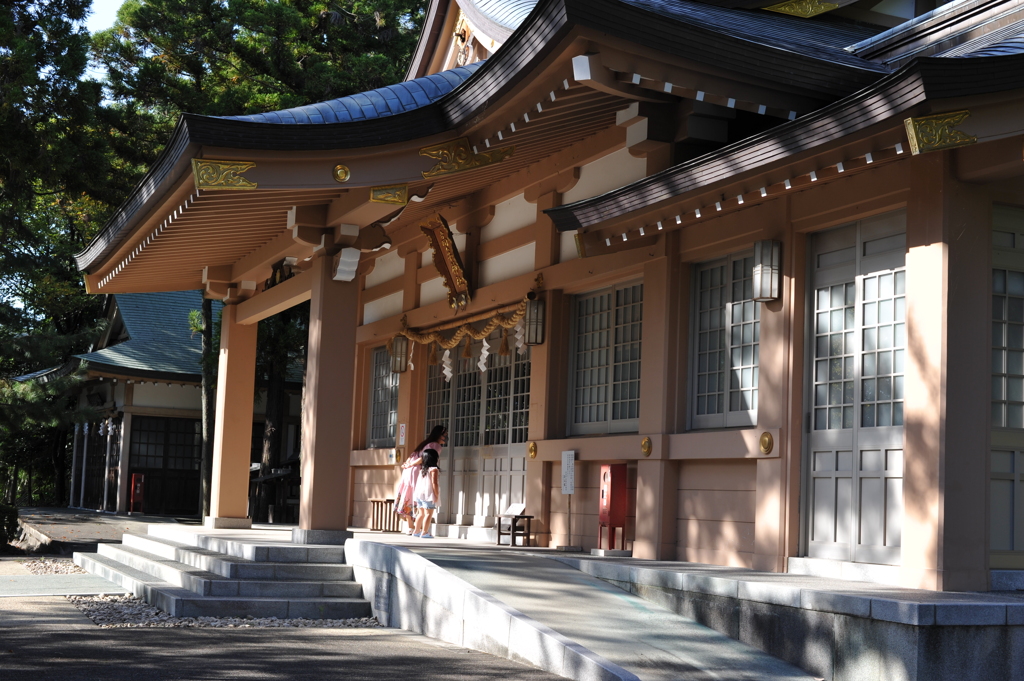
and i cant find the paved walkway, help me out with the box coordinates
[15,506,184,554]
[0,596,563,681]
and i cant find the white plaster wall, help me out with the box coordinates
[420,277,447,307]
[363,290,403,325]
[421,230,464,267]
[479,243,536,287]
[113,382,126,407]
[131,382,202,410]
[480,194,536,243]
[365,249,404,288]
[561,147,646,204]
[560,231,579,264]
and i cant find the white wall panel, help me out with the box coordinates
[363,291,403,325]
[131,383,202,410]
[419,277,448,307]
[479,243,536,287]
[365,249,403,288]
[481,194,536,243]
[562,147,646,204]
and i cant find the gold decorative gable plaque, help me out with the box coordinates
[420,214,471,310]
[191,159,257,190]
[420,137,515,179]
[370,184,409,205]
[764,0,839,17]
[903,110,977,155]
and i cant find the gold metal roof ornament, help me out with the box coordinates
[370,184,409,205]
[903,110,977,155]
[764,0,839,17]
[191,159,257,190]
[420,137,515,178]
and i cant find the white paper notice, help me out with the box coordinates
[561,450,576,495]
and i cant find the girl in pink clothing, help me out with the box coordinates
[396,426,446,534]
[412,428,445,538]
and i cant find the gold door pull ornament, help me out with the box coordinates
[641,436,653,457]
[528,442,538,459]
[759,432,774,455]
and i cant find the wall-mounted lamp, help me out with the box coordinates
[524,292,545,346]
[390,335,409,374]
[752,240,781,302]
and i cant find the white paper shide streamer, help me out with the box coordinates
[514,320,527,355]
[477,338,490,373]
[442,349,453,382]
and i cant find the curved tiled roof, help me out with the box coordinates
[469,0,538,29]
[224,62,483,125]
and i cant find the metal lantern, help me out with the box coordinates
[390,335,409,373]
[524,292,545,346]
[752,239,781,302]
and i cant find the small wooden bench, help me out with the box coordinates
[495,503,533,547]
[369,498,402,532]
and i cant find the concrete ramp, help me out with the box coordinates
[345,539,815,681]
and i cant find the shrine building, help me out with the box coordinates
[76,0,1024,591]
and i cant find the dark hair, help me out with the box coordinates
[420,449,440,472]
[413,425,447,456]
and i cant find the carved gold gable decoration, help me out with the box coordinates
[903,110,977,155]
[765,0,839,17]
[420,137,515,179]
[370,184,409,205]
[421,214,471,310]
[191,159,257,190]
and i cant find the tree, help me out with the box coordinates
[0,0,115,507]
[188,300,218,517]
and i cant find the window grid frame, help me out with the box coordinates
[367,346,399,448]
[691,254,760,430]
[570,281,644,436]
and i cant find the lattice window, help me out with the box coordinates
[571,283,643,435]
[129,416,200,470]
[368,346,399,448]
[511,348,531,444]
[693,256,759,429]
[485,349,512,445]
[813,282,856,430]
[994,269,1024,428]
[453,354,481,446]
[425,362,451,435]
[861,271,906,427]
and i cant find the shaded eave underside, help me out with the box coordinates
[77,0,888,276]
[546,53,1024,232]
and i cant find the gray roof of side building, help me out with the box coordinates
[74,291,214,381]
[223,62,483,125]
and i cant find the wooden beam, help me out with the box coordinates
[231,231,314,284]
[235,268,312,325]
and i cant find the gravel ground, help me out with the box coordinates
[67,594,382,629]
[21,557,87,575]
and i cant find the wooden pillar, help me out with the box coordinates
[753,206,794,573]
[69,423,80,508]
[79,422,89,509]
[294,254,360,544]
[533,191,561,270]
[116,383,133,515]
[902,151,990,591]
[635,241,681,560]
[207,303,258,529]
[103,418,114,513]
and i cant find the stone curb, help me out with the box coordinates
[547,556,1024,627]
[344,539,640,681]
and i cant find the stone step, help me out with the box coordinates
[121,533,354,581]
[146,525,345,564]
[75,552,372,619]
[97,543,363,598]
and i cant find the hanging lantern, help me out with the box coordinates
[390,335,409,373]
[524,292,545,346]
[752,240,781,302]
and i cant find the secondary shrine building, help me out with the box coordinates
[76,0,1024,591]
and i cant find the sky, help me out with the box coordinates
[85,0,123,33]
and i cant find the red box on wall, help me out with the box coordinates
[599,464,627,527]
[129,473,145,514]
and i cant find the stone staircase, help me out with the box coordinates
[73,525,372,619]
